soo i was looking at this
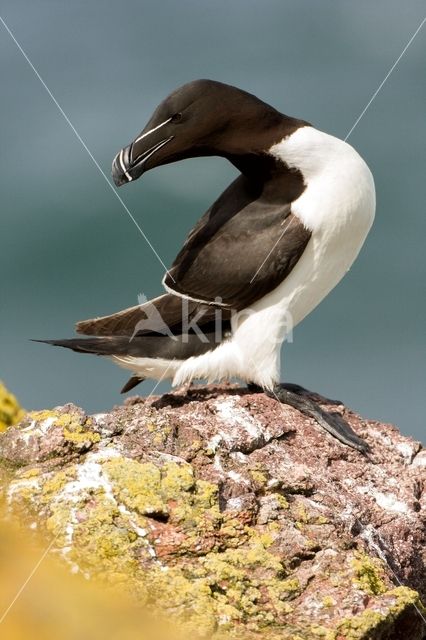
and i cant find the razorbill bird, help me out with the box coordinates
[38,79,375,452]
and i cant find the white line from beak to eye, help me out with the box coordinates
[133,117,173,146]
[118,150,133,182]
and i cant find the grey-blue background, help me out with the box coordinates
[1,1,425,442]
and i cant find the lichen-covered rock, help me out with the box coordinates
[0,384,425,639]
[0,382,24,432]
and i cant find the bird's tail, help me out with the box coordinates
[33,332,217,360]
[32,337,137,356]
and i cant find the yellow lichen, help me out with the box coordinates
[309,624,336,639]
[19,468,41,479]
[28,409,59,422]
[161,461,196,495]
[351,552,387,595]
[23,409,100,449]
[275,494,289,510]
[26,454,302,633]
[70,501,140,573]
[104,458,167,517]
[249,468,268,487]
[388,585,426,614]
[314,515,329,525]
[41,467,77,503]
[336,609,387,639]
[322,595,335,608]
[350,594,423,638]
[143,566,219,636]
[5,439,424,640]
[63,424,101,446]
[0,382,25,432]
[103,458,221,535]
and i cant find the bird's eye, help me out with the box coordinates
[171,112,182,123]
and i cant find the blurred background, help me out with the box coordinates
[0,518,183,640]
[0,1,424,441]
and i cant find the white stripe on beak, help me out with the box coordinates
[119,149,133,182]
[133,117,173,146]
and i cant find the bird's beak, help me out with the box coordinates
[112,127,174,187]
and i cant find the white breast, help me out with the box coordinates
[216,126,377,388]
[269,126,376,234]
[266,126,376,323]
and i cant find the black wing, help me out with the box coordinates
[163,174,311,310]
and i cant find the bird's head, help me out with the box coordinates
[112,79,294,186]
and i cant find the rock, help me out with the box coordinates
[0,381,24,432]
[0,384,425,639]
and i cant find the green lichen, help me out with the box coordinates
[0,382,25,432]
[351,552,387,595]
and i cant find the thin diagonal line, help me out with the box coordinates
[0,536,56,625]
[0,358,170,623]
[250,216,295,283]
[251,17,425,281]
[0,15,175,282]
[260,373,426,626]
[0,357,169,624]
[147,360,175,398]
[345,16,426,140]
[385,563,426,625]
[360,528,426,625]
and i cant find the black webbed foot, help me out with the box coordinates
[265,383,369,453]
[278,383,342,406]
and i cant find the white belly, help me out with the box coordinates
[221,216,373,389]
